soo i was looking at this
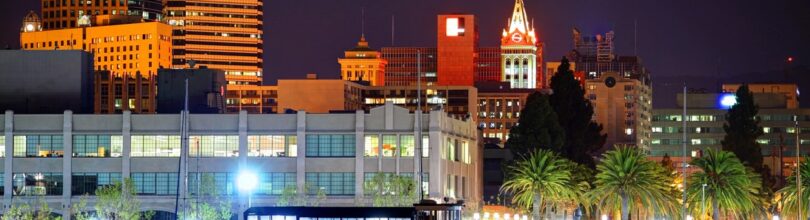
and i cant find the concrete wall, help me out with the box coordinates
[0,50,92,114]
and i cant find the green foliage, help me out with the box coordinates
[589,146,680,219]
[95,178,153,220]
[721,84,764,171]
[501,149,587,220]
[178,174,233,220]
[2,197,62,220]
[276,183,326,206]
[504,92,565,158]
[686,149,765,220]
[71,196,93,220]
[364,173,417,207]
[549,56,605,168]
[777,157,810,219]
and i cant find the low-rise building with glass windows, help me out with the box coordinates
[0,103,482,219]
[651,90,810,176]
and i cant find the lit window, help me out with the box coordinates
[364,135,379,157]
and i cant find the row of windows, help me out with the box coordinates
[363,135,429,158]
[305,172,354,195]
[306,135,355,157]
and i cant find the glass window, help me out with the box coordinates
[364,135,379,157]
[382,135,397,157]
[188,172,235,195]
[306,134,355,157]
[446,138,456,161]
[71,172,121,195]
[461,141,470,164]
[0,136,5,157]
[248,135,297,157]
[131,135,180,157]
[422,135,429,158]
[131,172,178,195]
[13,173,63,196]
[13,135,63,158]
[189,135,239,157]
[73,135,123,157]
[257,172,296,195]
[400,135,415,157]
[305,172,354,195]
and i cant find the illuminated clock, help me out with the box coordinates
[25,24,34,32]
[511,33,523,43]
[605,77,616,88]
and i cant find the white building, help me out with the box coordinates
[0,103,482,219]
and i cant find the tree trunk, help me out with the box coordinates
[534,192,542,220]
[621,191,629,220]
[712,197,719,220]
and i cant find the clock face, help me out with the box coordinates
[605,77,617,88]
[511,33,523,43]
[25,24,34,32]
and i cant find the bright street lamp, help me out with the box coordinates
[237,170,259,207]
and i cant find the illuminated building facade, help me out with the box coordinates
[225,85,278,114]
[0,104,481,218]
[568,29,648,80]
[437,14,477,86]
[722,83,800,109]
[40,0,163,30]
[476,47,502,83]
[361,85,478,120]
[500,0,542,89]
[585,72,652,151]
[651,88,810,176]
[381,47,437,86]
[572,28,614,63]
[339,36,387,86]
[164,0,264,85]
[20,20,173,113]
[476,82,533,142]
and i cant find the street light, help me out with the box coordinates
[701,184,708,219]
[237,170,259,208]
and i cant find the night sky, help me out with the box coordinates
[2,0,808,107]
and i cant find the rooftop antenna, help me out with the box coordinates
[361,8,365,38]
[633,19,638,56]
[391,15,395,46]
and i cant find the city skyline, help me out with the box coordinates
[0,0,808,107]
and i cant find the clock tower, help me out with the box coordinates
[20,11,42,33]
[500,0,542,89]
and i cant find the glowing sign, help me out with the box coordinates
[445,18,465,36]
[719,94,737,109]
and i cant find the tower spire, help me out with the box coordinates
[507,0,531,34]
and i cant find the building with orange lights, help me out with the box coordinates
[339,36,387,86]
[722,83,800,109]
[39,0,162,30]
[20,15,172,114]
[437,14,478,86]
[381,47,437,86]
[476,47,502,83]
[500,0,542,89]
[226,85,278,114]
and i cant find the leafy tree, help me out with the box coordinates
[776,157,810,219]
[2,197,62,220]
[686,149,765,220]
[549,56,605,168]
[364,173,417,207]
[501,149,586,220]
[71,196,93,220]
[589,146,680,220]
[276,183,326,206]
[178,174,233,220]
[504,92,564,158]
[721,84,764,171]
[95,178,153,220]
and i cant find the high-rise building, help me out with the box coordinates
[500,0,542,89]
[572,28,614,63]
[20,16,173,114]
[164,0,264,85]
[39,0,163,30]
[722,83,800,109]
[568,29,647,80]
[476,47,502,83]
[339,36,387,86]
[476,82,533,142]
[585,71,652,151]
[437,14,477,86]
[381,47,437,86]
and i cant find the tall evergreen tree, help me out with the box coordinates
[505,92,565,158]
[549,57,606,168]
[721,84,764,172]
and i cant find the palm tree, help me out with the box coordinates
[589,146,680,220]
[501,149,584,220]
[686,149,764,220]
[777,157,810,219]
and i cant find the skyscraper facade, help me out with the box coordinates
[500,0,542,89]
[381,47,437,86]
[39,0,163,30]
[164,0,264,85]
[437,14,477,86]
[339,36,387,86]
[585,71,652,151]
[476,47,502,83]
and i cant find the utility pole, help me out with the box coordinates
[682,84,688,220]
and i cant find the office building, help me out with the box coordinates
[156,67,227,113]
[437,14,477,86]
[20,18,172,114]
[0,50,94,114]
[164,0,264,85]
[572,28,614,63]
[339,36,387,86]
[476,82,533,142]
[722,83,800,109]
[500,0,542,89]
[568,29,648,80]
[585,72,653,151]
[277,78,365,113]
[476,47,502,83]
[225,85,278,114]
[381,47,438,86]
[651,87,809,176]
[361,85,478,120]
[0,103,482,218]
[39,0,162,30]
[545,61,585,87]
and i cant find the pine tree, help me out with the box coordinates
[505,92,565,158]
[721,84,764,172]
[549,57,606,168]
